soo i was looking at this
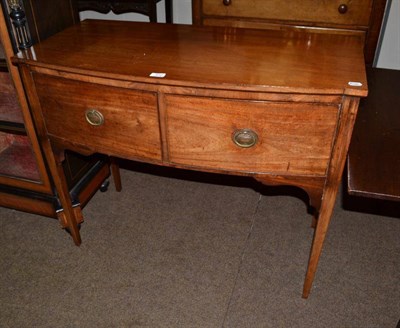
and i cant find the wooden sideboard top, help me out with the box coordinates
[15,19,367,96]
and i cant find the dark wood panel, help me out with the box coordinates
[0,189,56,217]
[22,0,79,44]
[348,68,400,201]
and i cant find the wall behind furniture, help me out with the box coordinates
[376,0,400,69]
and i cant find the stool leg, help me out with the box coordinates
[165,0,173,23]
[148,0,157,22]
[110,157,122,192]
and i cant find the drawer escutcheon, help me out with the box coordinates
[85,109,104,126]
[232,128,258,148]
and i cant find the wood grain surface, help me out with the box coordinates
[15,20,367,96]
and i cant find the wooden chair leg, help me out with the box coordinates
[110,157,122,192]
[148,0,157,22]
[165,0,173,23]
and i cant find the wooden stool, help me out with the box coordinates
[77,0,173,23]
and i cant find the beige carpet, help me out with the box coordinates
[1,163,399,327]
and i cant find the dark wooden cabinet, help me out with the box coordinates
[347,67,400,202]
[0,0,110,224]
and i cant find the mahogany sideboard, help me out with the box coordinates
[15,20,368,298]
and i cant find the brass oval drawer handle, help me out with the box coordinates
[85,109,104,126]
[223,0,232,6]
[338,4,348,14]
[232,129,258,148]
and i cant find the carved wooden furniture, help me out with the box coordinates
[77,0,173,23]
[0,2,110,223]
[15,20,368,298]
[192,0,387,66]
[348,67,400,201]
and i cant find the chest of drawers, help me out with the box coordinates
[192,0,387,66]
[15,20,367,297]
[200,0,373,26]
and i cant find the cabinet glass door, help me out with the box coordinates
[0,8,52,194]
[0,44,42,182]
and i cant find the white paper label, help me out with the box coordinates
[149,72,166,78]
[348,81,363,87]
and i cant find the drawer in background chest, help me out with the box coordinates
[202,0,373,28]
[165,95,340,176]
[32,74,161,161]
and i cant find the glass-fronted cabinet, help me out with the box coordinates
[0,2,53,197]
[0,0,110,224]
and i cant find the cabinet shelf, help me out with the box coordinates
[0,132,41,181]
[0,120,25,134]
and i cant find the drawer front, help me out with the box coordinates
[202,0,373,27]
[33,74,161,161]
[165,95,339,176]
